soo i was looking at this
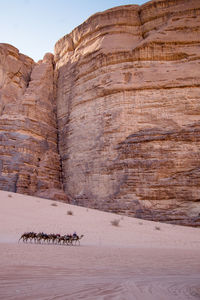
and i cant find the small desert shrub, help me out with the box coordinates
[51,202,58,207]
[111,219,120,227]
[155,226,161,231]
[67,210,73,216]
[8,194,12,198]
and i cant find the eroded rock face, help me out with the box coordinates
[0,44,67,201]
[55,0,200,225]
[0,0,200,225]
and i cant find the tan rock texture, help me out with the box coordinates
[54,0,200,225]
[0,44,67,201]
[0,0,200,225]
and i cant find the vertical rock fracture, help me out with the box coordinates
[1,0,200,225]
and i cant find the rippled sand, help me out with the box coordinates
[1,245,200,300]
[0,191,200,299]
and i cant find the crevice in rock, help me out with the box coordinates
[1,0,200,225]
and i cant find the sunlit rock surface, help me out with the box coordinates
[0,0,200,225]
[54,0,200,225]
[0,45,67,201]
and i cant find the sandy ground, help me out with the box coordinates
[0,191,200,300]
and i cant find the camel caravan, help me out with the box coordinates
[18,232,84,246]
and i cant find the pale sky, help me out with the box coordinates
[0,0,147,62]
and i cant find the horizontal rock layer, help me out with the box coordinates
[55,0,200,225]
[0,0,200,225]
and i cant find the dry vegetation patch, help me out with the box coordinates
[111,219,120,227]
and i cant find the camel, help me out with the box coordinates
[49,233,60,244]
[18,232,84,246]
[57,235,72,245]
[18,232,37,243]
[18,232,28,243]
[35,232,50,243]
[71,234,84,246]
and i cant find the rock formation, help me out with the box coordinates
[0,44,67,201]
[0,0,200,225]
[54,0,200,225]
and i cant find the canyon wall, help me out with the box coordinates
[0,0,200,225]
[55,0,200,225]
[0,44,67,200]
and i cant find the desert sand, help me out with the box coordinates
[0,190,200,300]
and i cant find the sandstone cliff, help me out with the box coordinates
[0,0,200,226]
[54,0,200,225]
[0,44,67,201]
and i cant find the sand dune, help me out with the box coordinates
[0,190,200,299]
